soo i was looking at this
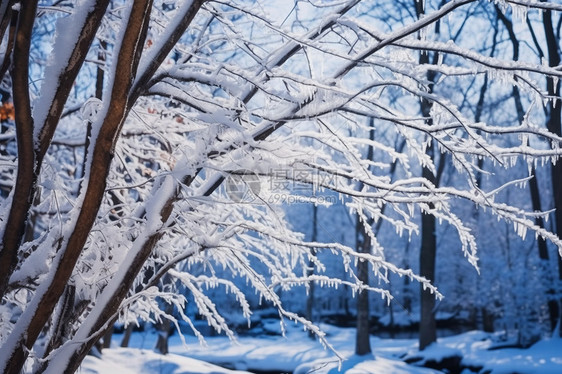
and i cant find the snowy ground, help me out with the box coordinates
[80,321,562,373]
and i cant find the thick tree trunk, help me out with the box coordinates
[355,119,376,356]
[0,2,152,372]
[0,7,15,94]
[355,224,372,356]
[542,8,562,338]
[155,304,174,355]
[154,324,171,355]
[102,326,113,350]
[417,89,441,351]
[496,5,560,334]
[0,0,111,302]
[529,169,560,331]
[552,163,562,338]
[419,187,437,351]
[58,199,175,374]
[415,0,442,351]
[306,204,318,338]
[0,0,38,300]
[121,325,134,348]
[481,307,495,333]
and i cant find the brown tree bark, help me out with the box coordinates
[0,6,15,88]
[61,194,175,374]
[35,3,206,371]
[0,0,38,300]
[0,2,153,372]
[0,0,110,302]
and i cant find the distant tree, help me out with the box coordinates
[305,203,318,338]
[1,1,562,373]
[529,5,562,337]
[494,5,557,342]
[414,0,447,351]
[355,118,376,356]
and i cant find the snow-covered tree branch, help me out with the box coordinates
[0,0,561,372]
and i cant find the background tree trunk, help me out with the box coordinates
[495,5,560,334]
[121,325,134,348]
[155,304,174,355]
[415,0,447,351]
[419,201,437,350]
[542,8,562,338]
[354,118,377,356]
[306,204,318,338]
[355,220,372,356]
